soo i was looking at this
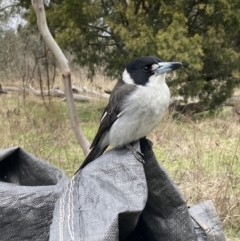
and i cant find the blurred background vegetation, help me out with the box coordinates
[1,0,240,108]
[18,0,240,108]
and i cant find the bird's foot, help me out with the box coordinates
[126,144,145,164]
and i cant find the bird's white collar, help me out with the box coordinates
[122,69,135,84]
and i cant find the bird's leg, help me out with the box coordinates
[126,143,145,164]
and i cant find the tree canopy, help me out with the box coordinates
[18,0,240,108]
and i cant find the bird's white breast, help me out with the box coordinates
[109,77,170,147]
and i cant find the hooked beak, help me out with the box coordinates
[154,62,182,75]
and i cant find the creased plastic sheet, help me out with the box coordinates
[49,142,147,241]
[0,147,69,241]
[0,143,226,241]
[50,139,200,241]
[189,200,226,241]
[134,138,198,241]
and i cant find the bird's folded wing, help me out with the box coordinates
[90,80,137,149]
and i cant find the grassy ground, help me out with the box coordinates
[0,91,240,240]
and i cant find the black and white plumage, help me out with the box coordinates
[78,56,182,170]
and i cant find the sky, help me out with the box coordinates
[0,0,52,30]
[0,0,27,31]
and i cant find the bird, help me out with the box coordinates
[77,56,182,171]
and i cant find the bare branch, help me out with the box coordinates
[82,86,109,99]
[2,84,93,102]
[2,86,24,92]
[72,85,109,99]
[31,0,90,157]
[27,85,93,102]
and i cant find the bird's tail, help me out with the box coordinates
[75,145,108,174]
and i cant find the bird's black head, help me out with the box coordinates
[122,56,182,86]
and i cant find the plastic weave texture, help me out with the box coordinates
[50,139,198,241]
[0,143,226,241]
[0,147,69,241]
[189,200,226,241]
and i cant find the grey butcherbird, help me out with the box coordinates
[77,56,182,171]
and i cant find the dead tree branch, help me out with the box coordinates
[0,84,8,94]
[2,84,100,102]
[27,85,93,102]
[72,85,109,99]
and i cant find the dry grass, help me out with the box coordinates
[0,91,106,176]
[0,79,240,240]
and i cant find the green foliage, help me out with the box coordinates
[19,0,240,108]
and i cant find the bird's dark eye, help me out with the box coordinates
[144,66,151,72]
